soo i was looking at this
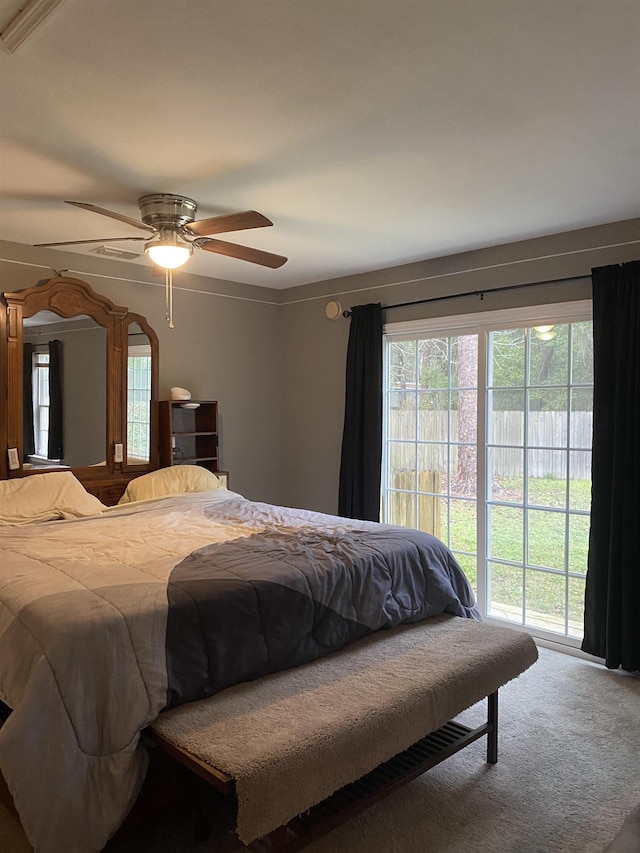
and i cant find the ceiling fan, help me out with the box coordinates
[34,193,288,270]
[34,194,287,328]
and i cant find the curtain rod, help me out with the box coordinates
[342,273,589,317]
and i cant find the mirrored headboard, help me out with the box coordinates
[0,276,159,503]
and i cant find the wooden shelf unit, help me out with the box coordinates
[159,401,220,474]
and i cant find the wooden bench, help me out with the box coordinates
[149,615,538,851]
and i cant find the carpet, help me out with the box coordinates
[1,646,639,852]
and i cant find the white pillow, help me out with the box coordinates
[118,465,224,504]
[0,472,107,525]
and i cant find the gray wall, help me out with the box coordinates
[2,217,639,512]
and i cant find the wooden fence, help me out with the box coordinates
[388,410,592,479]
[386,470,441,537]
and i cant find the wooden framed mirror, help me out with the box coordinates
[0,276,159,501]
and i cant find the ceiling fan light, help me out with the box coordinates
[145,232,192,269]
[533,324,554,334]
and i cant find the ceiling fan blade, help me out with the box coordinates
[185,210,273,238]
[198,238,287,269]
[65,201,156,233]
[34,236,147,247]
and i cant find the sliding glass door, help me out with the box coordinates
[383,304,592,646]
[385,334,479,596]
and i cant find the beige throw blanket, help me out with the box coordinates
[153,615,538,844]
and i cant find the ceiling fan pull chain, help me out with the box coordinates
[165,268,174,329]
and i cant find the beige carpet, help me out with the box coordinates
[2,646,639,852]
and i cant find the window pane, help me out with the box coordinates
[528,390,568,446]
[568,513,589,575]
[388,406,414,440]
[570,389,593,450]
[388,441,416,484]
[529,324,569,386]
[528,388,568,418]
[569,453,591,510]
[489,391,525,445]
[450,444,477,498]
[569,414,592,451]
[417,393,449,442]
[417,337,449,389]
[387,490,416,529]
[389,341,417,389]
[487,460,524,504]
[450,499,476,553]
[451,389,477,449]
[488,446,524,498]
[527,449,567,487]
[571,321,593,384]
[527,471,567,508]
[488,561,523,622]
[451,335,478,389]
[417,443,447,480]
[489,506,523,562]
[527,508,566,569]
[489,329,525,387]
[127,354,152,460]
[417,389,449,411]
[568,576,586,639]
[525,569,565,634]
[39,370,50,405]
[417,491,443,537]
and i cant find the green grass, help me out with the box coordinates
[441,478,590,634]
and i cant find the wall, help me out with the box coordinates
[0,242,283,504]
[279,219,640,514]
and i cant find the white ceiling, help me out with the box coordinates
[1,0,638,289]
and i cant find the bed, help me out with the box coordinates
[0,468,489,853]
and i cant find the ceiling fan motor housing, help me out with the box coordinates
[138,194,198,230]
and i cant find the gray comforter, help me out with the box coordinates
[166,519,480,706]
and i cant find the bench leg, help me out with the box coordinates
[487,690,498,764]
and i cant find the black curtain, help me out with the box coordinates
[338,303,383,521]
[22,343,35,460]
[47,340,64,461]
[582,260,640,671]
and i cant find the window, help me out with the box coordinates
[127,346,152,462]
[383,301,592,647]
[32,349,53,459]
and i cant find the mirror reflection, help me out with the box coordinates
[23,312,107,468]
[126,322,152,465]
